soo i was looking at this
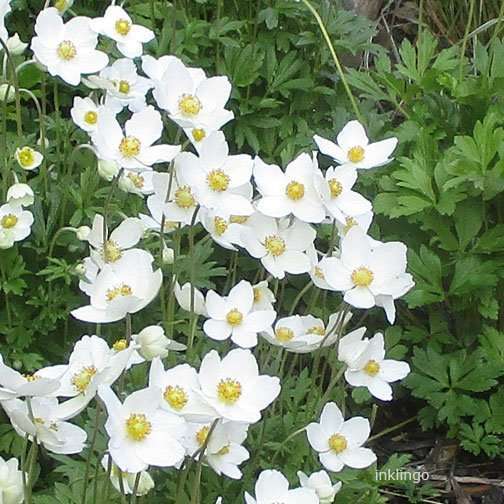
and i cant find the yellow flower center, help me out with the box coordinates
[71,365,97,393]
[174,185,195,209]
[351,267,374,287]
[329,433,348,453]
[307,325,325,336]
[195,426,210,446]
[275,327,294,342]
[214,217,228,236]
[84,110,98,125]
[217,378,242,405]
[285,180,305,201]
[178,94,202,116]
[347,145,365,163]
[54,0,68,11]
[127,172,145,189]
[115,18,131,36]
[1,214,18,229]
[217,444,230,456]
[106,284,133,301]
[364,359,381,376]
[112,339,128,352]
[264,235,286,257]
[164,385,188,411]
[102,240,122,263]
[17,147,35,167]
[23,373,39,382]
[118,80,130,95]
[207,170,230,192]
[253,287,261,303]
[192,128,206,142]
[314,266,325,279]
[226,308,243,326]
[119,136,141,158]
[328,178,343,198]
[343,217,357,234]
[229,215,248,224]
[125,413,152,442]
[57,40,77,61]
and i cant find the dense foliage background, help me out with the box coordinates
[1,0,504,502]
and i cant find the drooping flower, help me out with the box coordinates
[119,169,154,197]
[306,402,376,472]
[31,8,108,86]
[15,146,43,171]
[297,470,342,503]
[200,209,245,251]
[6,182,34,208]
[101,455,154,497]
[0,455,23,504]
[91,4,154,58]
[0,0,12,42]
[173,281,207,316]
[6,33,27,55]
[132,325,186,361]
[261,315,320,352]
[251,280,276,312]
[314,120,398,170]
[203,280,276,348]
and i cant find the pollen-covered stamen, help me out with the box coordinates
[125,413,152,441]
[229,215,248,224]
[364,359,380,376]
[307,325,325,336]
[217,378,242,405]
[71,365,97,393]
[84,111,98,125]
[207,170,230,192]
[23,373,40,382]
[115,18,131,36]
[351,267,374,287]
[347,145,365,163]
[192,128,206,142]
[275,327,294,342]
[285,180,305,201]
[226,308,243,326]
[329,433,348,453]
[118,80,130,94]
[214,217,228,236]
[1,214,18,229]
[112,339,128,352]
[173,185,195,209]
[17,147,35,168]
[253,287,261,303]
[57,40,77,61]
[102,240,122,263]
[264,235,286,257]
[196,426,210,446]
[328,178,343,198]
[106,284,133,301]
[127,172,145,189]
[178,94,202,117]
[164,385,188,411]
[313,266,325,280]
[343,217,357,234]
[217,444,230,456]
[119,136,141,158]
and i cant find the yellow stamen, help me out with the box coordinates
[207,170,230,192]
[127,172,145,189]
[115,19,131,36]
[119,136,141,158]
[285,180,305,201]
[217,378,242,405]
[364,359,380,376]
[57,40,77,61]
[229,215,248,224]
[84,111,98,125]
[314,266,325,280]
[103,240,122,263]
[275,327,294,342]
[1,214,18,229]
[106,284,133,301]
[351,267,374,287]
[174,186,196,209]
[343,217,357,234]
[329,433,348,453]
[125,413,151,441]
[307,325,325,336]
[196,426,210,446]
[178,94,201,116]
[17,147,35,168]
[214,217,228,236]
[112,339,128,352]
[192,128,206,142]
[118,80,130,94]
[328,178,343,198]
[253,287,261,303]
[264,235,286,257]
[347,146,365,163]
[164,385,189,411]
[71,366,97,393]
[226,308,243,326]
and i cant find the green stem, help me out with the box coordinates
[459,0,476,81]
[0,40,22,136]
[81,401,102,504]
[130,472,141,504]
[288,281,313,315]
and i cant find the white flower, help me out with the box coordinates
[0,204,33,249]
[97,159,120,181]
[98,58,152,113]
[3,396,87,454]
[119,169,154,196]
[71,249,162,323]
[241,214,316,279]
[334,210,373,240]
[0,456,23,504]
[132,325,186,361]
[92,106,180,172]
[0,0,11,42]
[91,4,154,58]
[314,120,398,170]
[99,385,186,473]
[70,96,109,133]
[341,332,410,401]
[6,183,34,207]
[53,0,74,14]
[141,56,233,132]
[320,226,414,322]
[307,246,334,290]
[176,132,253,215]
[173,281,207,316]
[298,470,341,503]
[101,455,154,496]
[337,327,369,368]
[6,33,27,55]
[245,470,318,504]
[200,209,245,251]
[197,348,280,423]
[162,244,174,264]
[15,146,43,171]
[204,280,276,348]
[149,358,216,422]
[307,402,376,472]
[254,153,325,223]
[314,164,371,221]
[182,420,249,480]
[31,8,108,86]
[251,280,275,312]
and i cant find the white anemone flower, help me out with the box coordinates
[31,8,108,86]
[91,4,154,58]
[119,169,154,196]
[92,106,181,172]
[251,280,275,312]
[307,246,335,290]
[99,385,186,473]
[334,210,373,240]
[254,153,325,223]
[341,332,410,401]
[132,325,186,361]
[70,96,110,133]
[197,349,280,424]
[314,120,398,170]
[261,315,319,352]
[204,280,276,348]
[0,455,23,504]
[71,249,162,323]
[15,146,43,171]
[245,470,318,504]
[183,421,249,480]
[314,164,371,221]
[6,33,27,55]
[0,204,33,249]
[141,56,233,133]
[176,132,254,216]
[101,455,154,497]
[98,58,153,113]
[297,470,342,503]
[320,226,414,322]
[0,0,12,42]
[173,281,207,316]
[6,183,34,208]
[3,397,87,454]
[241,214,316,279]
[200,209,245,251]
[307,402,376,472]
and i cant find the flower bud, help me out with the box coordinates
[74,262,86,276]
[6,34,28,55]
[76,226,91,241]
[0,84,15,103]
[97,159,120,181]
[0,456,23,503]
[6,183,34,207]
[162,245,174,265]
[133,326,170,360]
